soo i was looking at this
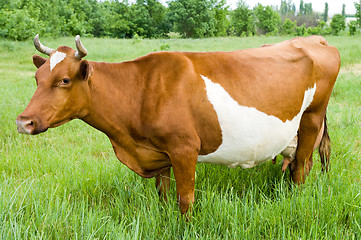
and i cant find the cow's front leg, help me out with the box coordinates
[168,146,198,215]
[155,167,171,202]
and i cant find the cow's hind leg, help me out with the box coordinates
[155,167,171,202]
[291,112,324,184]
[318,116,331,172]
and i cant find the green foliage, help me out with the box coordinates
[322,2,328,22]
[101,1,133,38]
[306,26,321,35]
[348,20,358,36]
[159,43,170,51]
[303,3,313,15]
[280,18,297,35]
[299,0,304,15]
[330,14,346,35]
[0,0,358,40]
[0,9,42,40]
[298,1,313,16]
[280,0,291,16]
[129,0,170,38]
[0,0,169,40]
[229,1,255,36]
[322,26,334,35]
[212,0,230,37]
[296,24,306,36]
[280,0,296,20]
[167,0,217,38]
[355,1,361,27]
[254,4,281,35]
[318,20,326,29]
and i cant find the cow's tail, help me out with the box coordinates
[318,115,331,172]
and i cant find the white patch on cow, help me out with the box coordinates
[198,75,316,169]
[50,51,67,71]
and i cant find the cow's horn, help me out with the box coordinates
[74,35,87,59]
[34,34,54,56]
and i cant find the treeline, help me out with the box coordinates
[1,0,360,41]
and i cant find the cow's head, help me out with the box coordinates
[16,35,93,135]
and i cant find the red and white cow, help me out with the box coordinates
[16,35,340,214]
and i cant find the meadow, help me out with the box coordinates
[0,35,361,239]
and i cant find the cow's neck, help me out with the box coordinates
[82,61,143,141]
[80,61,167,177]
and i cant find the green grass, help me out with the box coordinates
[1,36,361,239]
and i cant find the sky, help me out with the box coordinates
[149,0,359,16]
[226,0,358,16]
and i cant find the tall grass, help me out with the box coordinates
[0,36,361,239]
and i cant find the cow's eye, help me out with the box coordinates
[61,78,71,85]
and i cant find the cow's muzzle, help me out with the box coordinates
[16,116,47,135]
[16,119,34,134]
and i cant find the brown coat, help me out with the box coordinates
[17,36,340,214]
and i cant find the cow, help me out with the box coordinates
[16,35,340,214]
[273,118,330,172]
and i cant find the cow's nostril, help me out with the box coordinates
[16,119,35,134]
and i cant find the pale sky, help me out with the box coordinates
[148,0,359,16]
[227,0,358,16]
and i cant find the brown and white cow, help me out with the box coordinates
[16,35,340,214]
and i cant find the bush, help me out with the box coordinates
[0,9,43,41]
[296,24,306,36]
[348,20,358,36]
[306,26,321,35]
[280,19,297,35]
[321,27,333,35]
[330,14,346,35]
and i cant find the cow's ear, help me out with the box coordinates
[79,60,93,81]
[33,55,47,69]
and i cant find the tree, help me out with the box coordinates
[254,4,281,34]
[168,0,216,38]
[304,3,313,15]
[291,3,296,12]
[132,0,170,38]
[99,1,132,38]
[280,0,288,16]
[212,0,230,37]
[279,0,295,19]
[230,0,254,36]
[342,4,346,17]
[323,2,328,22]
[330,14,345,35]
[299,0,304,15]
[355,1,361,27]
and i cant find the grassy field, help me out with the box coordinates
[0,35,361,239]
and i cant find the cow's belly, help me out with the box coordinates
[197,75,316,169]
